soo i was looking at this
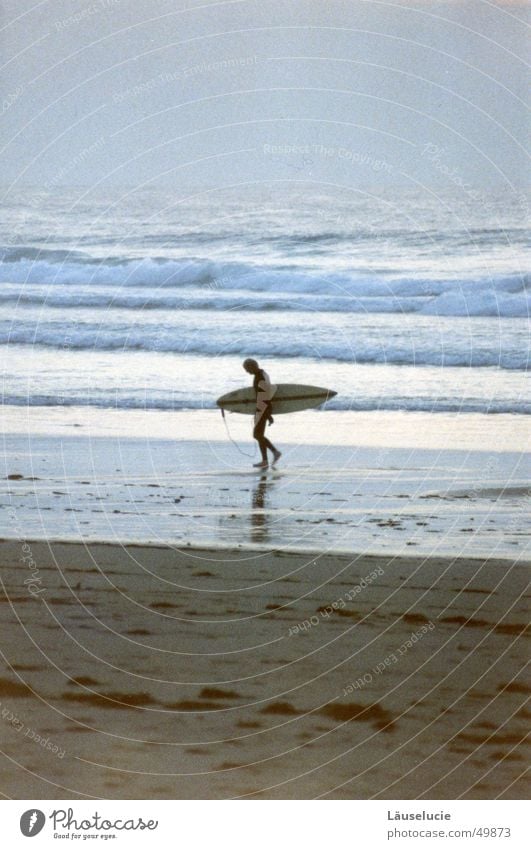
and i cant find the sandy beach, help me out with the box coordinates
[0,409,529,799]
[0,539,528,800]
[1,0,529,819]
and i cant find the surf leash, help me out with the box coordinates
[220,408,256,457]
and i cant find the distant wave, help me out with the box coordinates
[0,288,528,317]
[1,247,529,317]
[2,393,529,415]
[0,288,433,314]
[2,323,527,369]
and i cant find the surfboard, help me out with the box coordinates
[216,383,337,415]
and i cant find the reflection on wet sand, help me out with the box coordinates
[250,472,273,543]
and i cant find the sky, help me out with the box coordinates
[1,0,529,192]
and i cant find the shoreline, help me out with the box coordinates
[3,536,530,565]
[2,422,528,559]
[1,406,529,451]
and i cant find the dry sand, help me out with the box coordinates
[0,540,528,799]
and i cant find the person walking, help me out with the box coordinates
[242,358,282,469]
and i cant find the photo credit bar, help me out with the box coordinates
[2,800,527,847]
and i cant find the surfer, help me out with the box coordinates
[243,359,282,469]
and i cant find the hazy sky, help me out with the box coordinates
[1,0,529,192]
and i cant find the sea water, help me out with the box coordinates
[1,185,529,417]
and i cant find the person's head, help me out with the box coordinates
[243,358,259,374]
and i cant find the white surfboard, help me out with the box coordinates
[217,383,337,415]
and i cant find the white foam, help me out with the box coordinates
[0,248,529,317]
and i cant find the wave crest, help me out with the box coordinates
[1,247,529,318]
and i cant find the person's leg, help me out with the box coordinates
[253,416,268,465]
[255,416,282,463]
[257,436,268,464]
[268,439,281,463]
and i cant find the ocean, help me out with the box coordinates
[1,185,529,417]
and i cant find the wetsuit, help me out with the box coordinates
[252,369,277,458]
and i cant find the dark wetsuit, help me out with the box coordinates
[252,369,276,459]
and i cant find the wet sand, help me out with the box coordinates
[1,415,529,559]
[0,540,528,799]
